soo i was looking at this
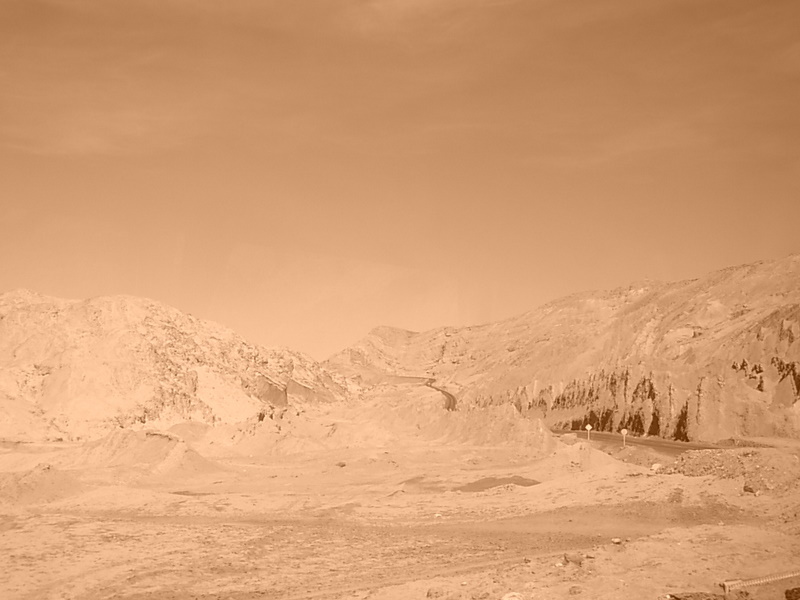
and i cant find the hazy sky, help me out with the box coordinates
[2,0,799,358]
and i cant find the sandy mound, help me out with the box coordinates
[69,429,222,478]
[526,440,634,482]
[176,382,556,460]
[376,391,556,452]
[225,404,398,456]
[420,405,554,450]
[0,463,83,505]
[196,386,557,459]
[0,440,77,473]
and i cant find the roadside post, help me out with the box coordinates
[621,428,628,448]
[585,423,592,441]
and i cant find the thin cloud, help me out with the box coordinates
[0,73,207,155]
[342,0,507,38]
[526,120,714,169]
[0,0,226,155]
[0,104,186,156]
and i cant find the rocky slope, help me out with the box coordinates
[0,290,354,441]
[328,255,800,441]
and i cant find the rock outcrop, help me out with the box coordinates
[328,255,800,441]
[0,291,354,441]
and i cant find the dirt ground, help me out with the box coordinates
[1,384,799,600]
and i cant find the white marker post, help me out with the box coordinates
[621,428,628,448]
[585,423,592,441]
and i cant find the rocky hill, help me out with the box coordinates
[0,290,354,442]
[328,255,800,442]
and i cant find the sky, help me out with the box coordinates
[1,0,799,359]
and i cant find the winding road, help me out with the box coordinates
[551,428,721,456]
[424,378,457,411]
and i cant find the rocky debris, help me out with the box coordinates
[668,448,800,494]
[786,588,800,600]
[715,438,774,448]
[669,450,742,478]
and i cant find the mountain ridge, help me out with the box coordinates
[328,254,800,441]
[0,291,354,442]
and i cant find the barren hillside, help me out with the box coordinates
[0,290,354,442]
[329,255,800,441]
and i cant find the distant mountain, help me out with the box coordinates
[0,291,354,441]
[328,255,800,441]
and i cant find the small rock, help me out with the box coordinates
[501,594,525,600]
[336,461,346,468]
[651,463,664,472]
[611,538,623,545]
[563,552,583,567]
[569,586,583,595]
[743,484,755,493]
